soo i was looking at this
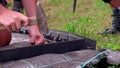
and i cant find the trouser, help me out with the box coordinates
[103,0,120,31]
[13,0,23,12]
[111,8,120,31]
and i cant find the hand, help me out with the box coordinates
[29,25,45,45]
[0,5,29,31]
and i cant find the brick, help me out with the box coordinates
[24,54,66,67]
[64,50,99,62]
[1,60,31,68]
[43,61,82,68]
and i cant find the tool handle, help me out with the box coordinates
[0,17,37,30]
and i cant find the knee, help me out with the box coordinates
[0,30,11,47]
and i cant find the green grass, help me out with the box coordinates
[44,0,120,50]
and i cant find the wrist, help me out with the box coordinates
[29,25,41,35]
[29,16,38,25]
[30,25,39,29]
[29,25,40,31]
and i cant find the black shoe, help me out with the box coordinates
[100,27,118,34]
[100,8,120,34]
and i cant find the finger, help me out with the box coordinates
[15,18,21,30]
[5,25,12,32]
[30,36,36,45]
[35,35,45,45]
[3,21,12,31]
[11,23,17,31]
[20,15,29,26]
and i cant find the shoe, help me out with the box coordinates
[101,27,118,34]
[100,8,120,34]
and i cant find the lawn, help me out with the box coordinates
[41,0,120,50]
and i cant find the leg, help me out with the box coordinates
[108,0,120,8]
[13,0,23,12]
[101,0,120,34]
[0,30,11,47]
[0,1,11,47]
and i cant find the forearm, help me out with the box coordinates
[22,0,38,17]
[22,0,40,33]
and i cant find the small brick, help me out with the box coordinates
[44,61,82,68]
[24,54,66,67]
[1,60,31,68]
[64,50,99,62]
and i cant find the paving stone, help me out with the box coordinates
[43,61,81,68]
[24,54,66,67]
[11,33,29,44]
[64,50,99,62]
[1,60,31,68]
